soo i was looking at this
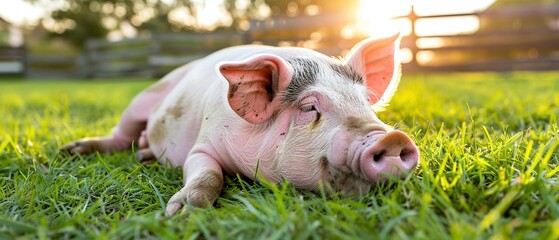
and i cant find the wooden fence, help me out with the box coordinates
[26,55,84,78]
[1,4,558,78]
[0,46,26,76]
[85,32,243,78]
[401,4,559,72]
[244,12,361,56]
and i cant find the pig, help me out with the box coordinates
[60,32,419,216]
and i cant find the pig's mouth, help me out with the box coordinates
[350,130,419,182]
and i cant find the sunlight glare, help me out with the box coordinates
[415,16,480,36]
[357,0,496,63]
[0,0,47,25]
[357,0,411,37]
[357,0,496,37]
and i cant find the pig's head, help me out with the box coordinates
[218,33,419,193]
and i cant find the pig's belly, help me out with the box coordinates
[145,88,206,167]
[146,112,200,167]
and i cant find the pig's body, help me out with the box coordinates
[61,34,419,216]
[145,46,323,182]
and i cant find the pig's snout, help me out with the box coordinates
[360,130,419,181]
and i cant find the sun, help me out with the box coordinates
[356,0,412,38]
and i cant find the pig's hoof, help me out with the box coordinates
[59,140,98,155]
[166,186,191,216]
[165,202,184,216]
[136,148,156,164]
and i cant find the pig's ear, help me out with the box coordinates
[345,33,402,111]
[218,54,293,124]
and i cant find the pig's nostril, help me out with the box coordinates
[400,146,419,164]
[373,150,385,162]
[400,149,411,161]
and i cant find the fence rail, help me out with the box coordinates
[401,4,559,72]
[25,55,84,78]
[1,4,558,78]
[0,46,26,76]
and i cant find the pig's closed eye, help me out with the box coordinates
[300,95,319,113]
[301,105,317,112]
[296,96,320,125]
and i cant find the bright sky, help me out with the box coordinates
[0,0,496,38]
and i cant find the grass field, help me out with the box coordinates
[1,72,558,239]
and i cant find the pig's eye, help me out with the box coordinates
[301,105,317,112]
[299,95,319,113]
[296,96,320,125]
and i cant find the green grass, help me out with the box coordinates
[1,72,558,239]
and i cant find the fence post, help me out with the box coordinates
[77,54,87,78]
[150,34,161,78]
[85,40,95,79]
[21,46,28,77]
[243,20,255,44]
[407,6,419,68]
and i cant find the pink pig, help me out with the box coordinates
[61,33,419,215]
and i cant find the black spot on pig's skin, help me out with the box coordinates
[229,82,239,98]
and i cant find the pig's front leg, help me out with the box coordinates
[166,153,224,216]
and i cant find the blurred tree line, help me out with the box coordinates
[22,0,359,49]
